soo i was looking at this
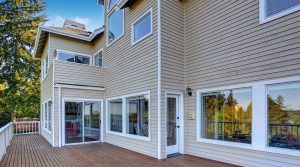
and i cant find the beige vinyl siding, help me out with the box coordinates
[103,0,158,158]
[93,35,104,54]
[183,0,300,166]
[54,60,106,87]
[49,33,93,59]
[40,36,53,145]
[160,0,185,158]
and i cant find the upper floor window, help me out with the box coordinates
[132,9,152,45]
[41,54,49,80]
[57,50,90,65]
[108,0,118,11]
[107,9,124,45]
[94,50,103,67]
[260,0,300,23]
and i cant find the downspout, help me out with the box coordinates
[157,0,162,159]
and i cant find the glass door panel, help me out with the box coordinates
[167,97,177,146]
[65,102,83,144]
[84,102,101,142]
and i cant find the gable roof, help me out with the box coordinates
[33,26,104,58]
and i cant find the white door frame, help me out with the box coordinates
[62,98,103,146]
[165,93,184,156]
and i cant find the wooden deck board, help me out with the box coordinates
[0,135,239,167]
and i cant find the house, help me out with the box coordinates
[33,0,300,166]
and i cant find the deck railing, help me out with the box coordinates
[0,123,13,161]
[13,121,40,135]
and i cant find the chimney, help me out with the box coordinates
[63,19,85,30]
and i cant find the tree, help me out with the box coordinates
[0,0,46,126]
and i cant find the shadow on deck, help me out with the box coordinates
[0,135,238,167]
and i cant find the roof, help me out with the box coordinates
[33,26,104,58]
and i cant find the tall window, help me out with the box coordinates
[126,95,149,137]
[108,99,123,133]
[267,82,300,150]
[94,51,103,67]
[260,0,300,23]
[58,51,90,65]
[41,55,49,80]
[108,9,124,44]
[132,10,152,44]
[201,87,252,144]
[42,100,52,133]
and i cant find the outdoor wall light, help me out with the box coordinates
[186,86,192,96]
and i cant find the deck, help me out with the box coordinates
[0,135,238,167]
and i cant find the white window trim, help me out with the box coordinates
[42,99,52,134]
[196,76,300,156]
[259,0,300,24]
[106,91,151,141]
[107,0,119,14]
[93,48,104,67]
[41,54,49,81]
[106,9,125,47]
[55,49,92,66]
[131,8,153,45]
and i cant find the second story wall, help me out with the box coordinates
[50,34,106,87]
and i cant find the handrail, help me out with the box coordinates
[14,121,40,135]
[0,122,13,161]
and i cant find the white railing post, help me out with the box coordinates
[12,121,40,135]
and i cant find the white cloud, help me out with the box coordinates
[55,15,65,24]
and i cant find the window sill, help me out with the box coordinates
[106,130,150,141]
[106,34,124,48]
[197,138,300,157]
[131,32,152,46]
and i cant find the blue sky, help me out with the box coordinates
[44,0,104,31]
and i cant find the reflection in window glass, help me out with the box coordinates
[134,12,151,42]
[202,88,252,144]
[108,10,124,44]
[58,52,74,62]
[75,55,90,64]
[84,102,101,142]
[267,82,300,150]
[48,102,52,131]
[108,99,123,132]
[108,0,118,10]
[266,0,300,17]
[126,95,149,137]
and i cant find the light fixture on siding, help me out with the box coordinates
[186,86,192,96]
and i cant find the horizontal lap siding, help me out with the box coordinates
[103,0,158,158]
[161,0,185,158]
[54,60,106,87]
[184,0,300,166]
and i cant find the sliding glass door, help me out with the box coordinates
[65,100,101,145]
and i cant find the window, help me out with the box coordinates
[126,95,149,137]
[107,91,150,140]
[132,10,152,44]
[201,87,252,144]
[41,55,49,80]
[108,9,124,45]
[94,51,103,67]
[260,0,300,23]
[108,0,118,11]
[42,100,52,133]
[267,82,300,150]
[57,51,90,65]
[108,99,123,133]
